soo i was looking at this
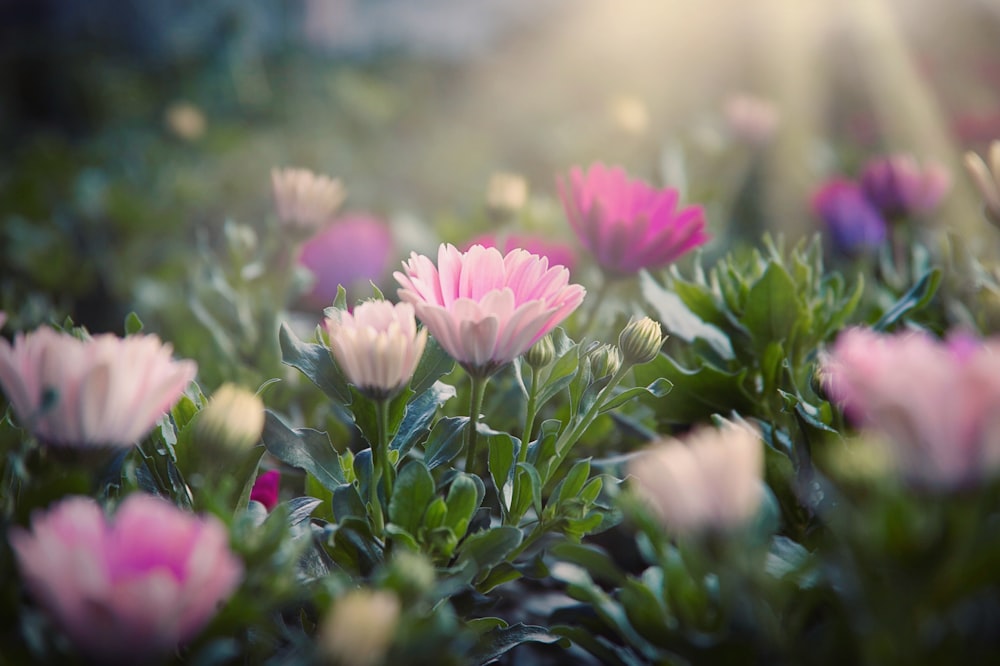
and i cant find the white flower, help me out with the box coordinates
[271,167,345,233]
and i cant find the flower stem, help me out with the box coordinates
[369,398,393,535]
[519,365,540,464]
[464,374,489,475]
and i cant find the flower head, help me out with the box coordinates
[629,425,764,536]
[194,383,265,456]
[395,244,585,376]
[299,213,394,309]
[325,300,428,400]
[250,470,281,511]
[821,327,1000,488]
[465,232,577,274]
[0,328,197,448]
[9,494,243,663]
[811,178,887,254]
[485,171,529,215]
[320,589,401,666]
[964,141,1000,227]
[618,316,664,366]
[271,167,345,234]
[557,163,709,275]
[859,154,950,218]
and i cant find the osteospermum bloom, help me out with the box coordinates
[557,163,710,275]
[629,425,764,535]
[325,300,428,399]
[821,327,1000,488]
[811,178,887,254]
[271,167,346,234]
[299,213,394,309]
[0,327,197,447]
[859,154,950,218]
[465,232,577,274]
[395,244,585,376]
[9,494,243,663]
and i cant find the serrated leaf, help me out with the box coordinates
[278,323,351,403]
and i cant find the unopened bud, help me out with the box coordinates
[524,334,555,369]
[587,343,622,380]
[618,317,664,366]
[320,589,400,666]
[195,384,265,456]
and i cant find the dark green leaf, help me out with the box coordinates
[471,623,569,664]
[423,417,468,469]
[124,311,143,335]
[391,382,456,455]
[444,473,484,538]
[599,379,673,413]
[410,337,456,395]
[456,525,523,572]
[278,323,351,403]
[873,268,942,331]
[740,261,803,352]
[261,411,344,492]
[388,461,436,535]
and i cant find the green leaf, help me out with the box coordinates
[740,261,803,352]
[124,311,143,335]
[456,525,523,572]
[620,574,672,648]
[510,462,542,520]
[410,337,456,395]
[640,271,734,360]
[278,323,351,403]
[550,542,624,585]
[873,268,942,331]
[471,623,569,664]
[390,382,456,455]
[444,473,484,538]
[555,459,592,505]
[423,496,448,531]
[487,432,518,511]
[388,461,436,535]
[331,483,367,523]
[261,411,344,492]
[423,417,468,469]
[599,378,673,413]
[632,354,754,426]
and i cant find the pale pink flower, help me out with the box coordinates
[821,327,1000,488]
[557,163,710,275]
[271,167,346,234]
[629,425,764,535]
[9,494,243,663]
[0,327,197,447]
[859,154,950,218]
[465,232,577,274]
[299,213,394,309]
[723,93,779,146]
[395,244,585,376]
[325,300,428,399]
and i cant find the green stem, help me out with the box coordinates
[463,374,489,475]
[375,398,394,501]
[519,365,540,464]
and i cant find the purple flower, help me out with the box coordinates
[811,178,887,254]
[298,213,395,309]
[0,328,197,448]
[557,163,710,275]
[859,154,950,218]
[250,470,281,511]
[9,494,243,663]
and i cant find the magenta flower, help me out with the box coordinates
[465,232,577,274]
[557,163,710,275]
[395,243,585,376]
[811,178,887,254]
[250,470,281,511]
[821,327,1000,488]
[859,154,951,218]
[0,328,197,448]
[299,213,395,309]
[325,300,428,399]
[9,494,243,663]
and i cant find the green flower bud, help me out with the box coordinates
[524,334,555,369]
[618,317,664,366]
[194,384,265,457]
[587,343,622,380]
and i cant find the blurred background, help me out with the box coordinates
[2,0,999,336]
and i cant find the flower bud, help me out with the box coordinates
[524,334,555,369]
[195,384,265,457]
[377,550,436,602]
[587,343,622,380]
[320,589,400,666]
[618,317,664,366]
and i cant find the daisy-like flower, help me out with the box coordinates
[9,494,243,664]
[394,244,585,377]
[0,327,197,448]
[465,232,577,274]
[859,154,950,218]
[557,163,710,275]
[271,167,346,234]
[325,300,428,399]
[629,425,764,536]
[821,327,1000,489]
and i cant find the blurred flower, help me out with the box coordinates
[9,494,242,663]
[963,141,1000,227]
[859,154,950,218]
[299,213,395,309]
[320,589,400,666]
[250,470,281,511]
[164,101,206,141]
[811,178,887,254]
[618,316,664,366]
[325,300,428,400]
[821,327,1000,489]
[608,94,650,136]
[485,171,529,216]
[0,328,196,448]
[723,93,779,146]
[557,163,710,275]
[465,232,577,273]
[395,244,585,377]
[629,425,764,535]
[271,167,346,235]
[194,383,265,456]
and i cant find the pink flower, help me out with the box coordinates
[9,494,243,663]
[465,232,577,274]
[723,93,779,146]
[629,425,764,535]
[271,167,345,234]
[325,300,428,399]
[557,163,710,275]
[299,213,395,309]
[250,470,281,511]
[0,328,197,448]
[821,327,1000,488]
[395,244,585,376]
[859,154,951,218]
